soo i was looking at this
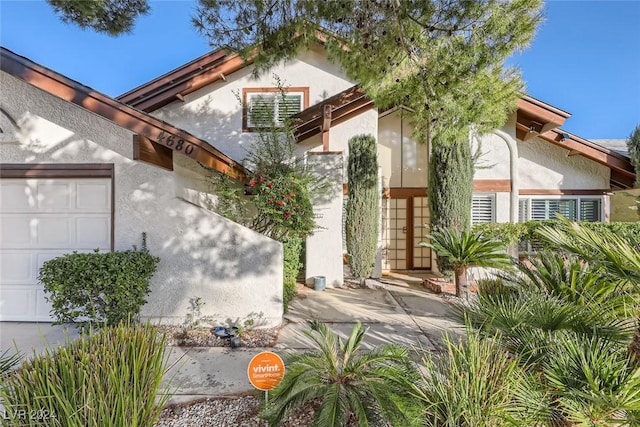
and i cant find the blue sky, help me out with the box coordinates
[1,1,638,139]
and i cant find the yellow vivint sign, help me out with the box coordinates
[247,351,285,391]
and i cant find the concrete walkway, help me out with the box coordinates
[0,277,463,403]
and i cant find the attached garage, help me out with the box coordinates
[0,165,113,321]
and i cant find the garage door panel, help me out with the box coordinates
[0,252,34,283]
[0,216,33,248]
[0,182,35,212]
[37,217,73,247]
[37,182,73,211]
[76,182,110,211]
[76,217,110,248]
[35,289,54,319]
[0,288,35,319]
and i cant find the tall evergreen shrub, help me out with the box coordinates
[428,136,474,232]
[428,136,474,273]
[346,134,379,280]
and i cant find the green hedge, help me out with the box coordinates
[473,221,640,252]
[39,242,159,326]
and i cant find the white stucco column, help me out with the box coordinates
[491,129,519,223]
[305,152,345,287]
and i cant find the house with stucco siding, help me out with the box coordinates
[0,44,635,323]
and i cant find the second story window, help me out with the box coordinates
[242,87,309,131]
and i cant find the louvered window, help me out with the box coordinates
[246,92,305,129]
[579,199,601,222]
[518,199,529,223]
[519,197,602,222]
[471,194,495,224]
[530,199,577,220]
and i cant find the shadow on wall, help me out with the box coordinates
[153,84,257,165]
[4,112,283,328]
[133,192,284,328]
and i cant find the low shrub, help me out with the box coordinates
[39,235,159,326]
[0,323,170,427]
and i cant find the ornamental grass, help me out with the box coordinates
[0,322,170,427]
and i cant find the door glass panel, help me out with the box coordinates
[412,196,431,269]
[382,198,407,270]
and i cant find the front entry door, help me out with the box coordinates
[382,195,431,270]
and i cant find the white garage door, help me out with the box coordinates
[0,178,112,321]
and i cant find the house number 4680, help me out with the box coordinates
[156,131,194,155]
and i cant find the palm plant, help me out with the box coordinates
[465,284,634,368]
[536,217,640,286]
[260,321,422,427]
[501,251,639,319]
[536,217,640,360]
[544,336,640,425]
[421,228,513,300]
[463,218,640,425]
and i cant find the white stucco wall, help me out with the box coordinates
[305,153,344,287]
[518,137,610,190]
[0,72,283,327]
[152,45,354,164]
[472,114,610,223]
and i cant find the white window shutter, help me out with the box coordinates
[579,199,601,221]
[472,195,495,224]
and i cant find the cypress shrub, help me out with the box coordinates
[282,235,302,311]
[428,136,474,273]
[346,134,380,280]
[428,136,474,232]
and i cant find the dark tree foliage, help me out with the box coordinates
[346,134,380,280]
[193,0,542,145]
[627,124,640,188]
[46,0,150,35]
[193,0,541,235]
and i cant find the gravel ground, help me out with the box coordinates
[154,395,319,427]
[157,325,281,348]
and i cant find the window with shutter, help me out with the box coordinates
[579,199,601,221]
[530,199,577,220]
[243,88,308,131]
[518,199,529,223]
[471,194,495,224]
[521,197,602,222]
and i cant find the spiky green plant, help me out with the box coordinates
[421,228,512,300]
[0,322,171,427]
[0,348,21,378]
[501,251,639,319]
[414,327,549,426]
[465,282,634,368]
[260,321,422,426]
[535,217,640,361]
[544,336,640,425]
[536,217,640,286]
